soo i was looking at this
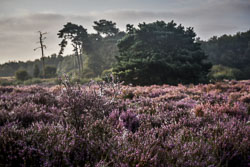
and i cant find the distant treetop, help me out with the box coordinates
[114,20,211,85]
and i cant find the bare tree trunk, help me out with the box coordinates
[78,45,84,71]
[34,31,47,78]
[75,46,81,77]
[39,33,46,78]
[76,53,81,76]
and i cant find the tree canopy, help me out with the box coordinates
[57,20,124,78]
[113,20,211,85]
[201,30,250,79]
[33,64,40,78]
[93,19,119,37]
[58,22,89,74]
[2,19,250,84]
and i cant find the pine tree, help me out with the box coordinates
[114,20,211,85]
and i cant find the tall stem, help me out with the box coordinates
[39,32,46,78]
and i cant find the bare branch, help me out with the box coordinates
[34,31,47,78]
[34,47,41,51]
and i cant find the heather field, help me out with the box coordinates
[0,80,249,167]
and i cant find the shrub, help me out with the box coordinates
[208,65,242,81]
[0,78,16,86]
[0,80,249,166]
[23,78,42,85]
[33,64,40,78]
[120,110,140,133]
[58,79,116,131]
[45,66,57,78]
[101,68,113,80]
[15,69,29,81]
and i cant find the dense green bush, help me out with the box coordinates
[101,68,113,77]
[33,64,40,78]
[208,65,242,81]
[201,30,250,80]
[45,66,57,78]
[114,20,211,85]
[15,69,29,81]
[0,78,16,86]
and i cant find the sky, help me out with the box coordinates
[0,0,249,64]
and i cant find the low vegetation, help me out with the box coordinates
[0,80,249,166]
[15,69,30,81]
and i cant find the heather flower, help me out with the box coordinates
[120,110,140,133]
[0,80,249,166]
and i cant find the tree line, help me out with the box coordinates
[0,54,63,78]
[0,19,249,85]
[200,30,250,80]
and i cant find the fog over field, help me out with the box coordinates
[0,0,249,64]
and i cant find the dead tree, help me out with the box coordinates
[34,31,47,78]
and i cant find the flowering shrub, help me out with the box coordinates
[0,80,249,166]
[120,110,140,133]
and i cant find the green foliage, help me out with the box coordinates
[44,66,57,78]
[114,20,211,85]
[201,30,250,79]
[58,22,89,77]
[101,68,113,78]
[0,54,63,77]
[71,77,91,85]
[78,21,125,78]
[0,62,20,77]
[57,21,123,79]
[82,51,103,78]
[33,64,40,78]
[58,22,88,56]
[0,78,16,86]
[23,78,42,85]
[93,19,119,36]
[82,28,125,78]
[15,69,30,81]
[56,55,75,75]
[208,65,242,81]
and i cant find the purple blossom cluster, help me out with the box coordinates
[0,80,249,166]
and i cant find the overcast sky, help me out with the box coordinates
[0,0,249,64]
